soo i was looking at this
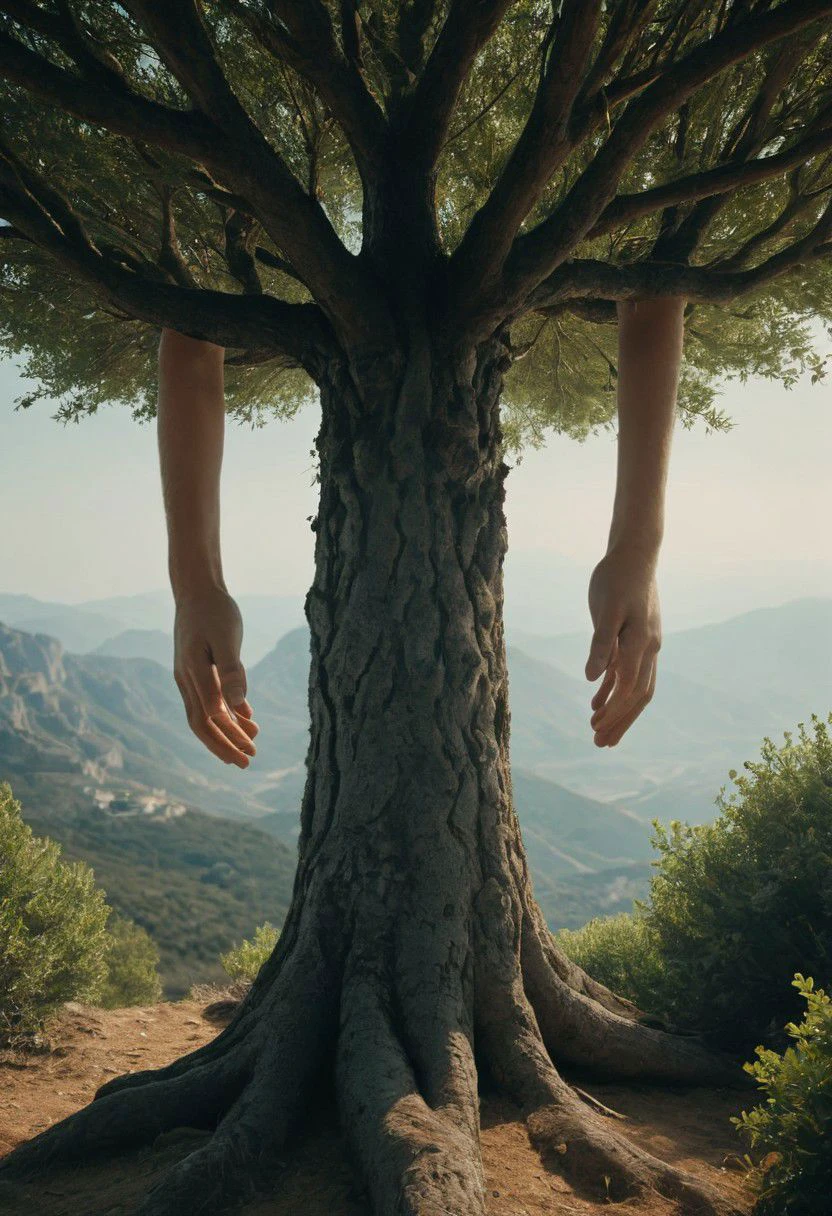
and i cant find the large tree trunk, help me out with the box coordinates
[0,330,743,1216]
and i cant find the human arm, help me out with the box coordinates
[585,295,687,747]
[157,327,258,768]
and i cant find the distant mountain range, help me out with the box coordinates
[2,596,828,987]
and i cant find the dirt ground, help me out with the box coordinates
[0,1000,755,1216]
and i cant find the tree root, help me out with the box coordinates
[0,1044,256,1182]
[0,909,340,1213]
[474,878,744,1216]
[521,904,744,1086]
[0,882,748,1216]
[336,965,487,1215]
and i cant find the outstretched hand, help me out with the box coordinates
[585,546,661,748]
[173,586,259,768]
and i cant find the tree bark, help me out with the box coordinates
[0,328,745,1216]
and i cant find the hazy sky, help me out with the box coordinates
[1,325,830,632]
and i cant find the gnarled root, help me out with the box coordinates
[0,908,340,1214]
[521,899,743,1086]
[475,878,743,1216]
[336,963,487,1215]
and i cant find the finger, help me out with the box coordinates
[585,625,618,682]
[211,653,259,739]
[597,657,657,747]
[187,664,257,763]
[213,654,248,711]
[230,710,259,742]
[181,671,244,766]
[591,632,649,733]
[590,666,616,713]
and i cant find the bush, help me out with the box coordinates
[641,716,832,1047]
[0,783,110,1042]
[556,912,670,1016]
[98,914,163,1009]
[733,975,832,1216]
[220,922,280,984]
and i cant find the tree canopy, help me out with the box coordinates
[1,1,831,445]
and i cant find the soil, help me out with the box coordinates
[0,1000,755,1216]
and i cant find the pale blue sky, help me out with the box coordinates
[1,332,830,633]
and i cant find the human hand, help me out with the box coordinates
[173,586,259,768]
[584,546,661,747]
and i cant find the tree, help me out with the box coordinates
[1,3,831,1214]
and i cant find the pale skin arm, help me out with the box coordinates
[585,295,687,747]
[157,328,258,768]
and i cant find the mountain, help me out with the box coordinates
[0,590,306,666]
[0,593,128,654]
[93,629,173,666]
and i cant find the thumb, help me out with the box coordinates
[215,654,248,709]
[585,626,617,681]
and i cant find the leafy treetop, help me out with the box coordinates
[0,1,831,445]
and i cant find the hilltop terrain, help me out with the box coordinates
[0,998,752,1216]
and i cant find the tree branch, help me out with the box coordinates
[0,11,388,346]
[0,159,334,374]
[220,0,387,176]
[404,0,517,170]
[451,0,603,291]
[452,0,832,333]
[586,118,832,240]
[528,193,832,311]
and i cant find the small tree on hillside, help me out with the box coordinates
[1,5,831,1214]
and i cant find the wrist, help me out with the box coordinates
[169,552,226,606]
[605,526,663,568]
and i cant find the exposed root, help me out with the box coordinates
[0,904,341,1216]
[523,896,643,1019]
[474,879,743,1215]
[0,1044,255,1182]
[521,909,743,1086]
[336,965,487,1215]
[135,1039,298,1216]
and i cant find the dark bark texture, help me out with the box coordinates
[0,321,744,1216]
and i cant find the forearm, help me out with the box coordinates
[607,296,686,562]
[157,328,227,602]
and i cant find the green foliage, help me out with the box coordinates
[556,912,670,1017]
[1,3,830,444]
[0,782,110,1042]
[15,772,296,998]
[733,975,832,1216]
[220,922,281,984]
[642,715,832,1047]
[98,914,163,1010]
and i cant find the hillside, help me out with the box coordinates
[11,772,297,997]
[0,1000,752,1216]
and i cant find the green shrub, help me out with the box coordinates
[220,922,280,984]
[557,912,671,1016]
[733,975,832,1216]
[98,914,163,1009]
[642,715,832,1047]
[0,782,110,1041]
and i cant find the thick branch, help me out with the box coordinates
[0,174,334,373]
[232,0,387,176]
[529,195,832,311]
[451,0,832,333]
[404,0,517,170]
[0,19,387,346]
[451,0,603,291]
[588,120,832,239]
